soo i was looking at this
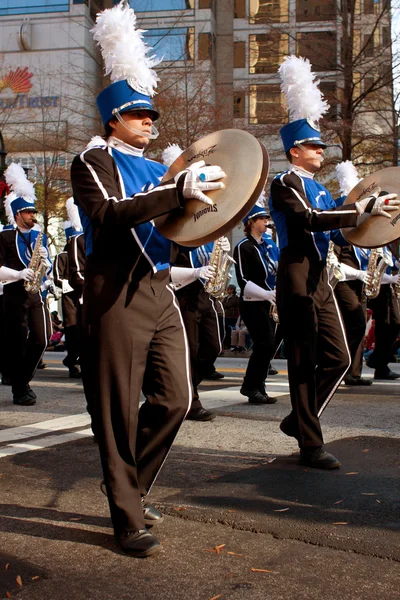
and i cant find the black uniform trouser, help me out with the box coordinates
[178,289,222,410]
[4,289,52,394]
[335,280,366,378]
[0,294,6,378]
[277,260,350,449]
[240,300,275,392]
[62,293,80,368]
[84,270,191,534]
[368,285,400,372]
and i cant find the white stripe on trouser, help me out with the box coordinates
[317,281,351,417]
[146,284,193,495]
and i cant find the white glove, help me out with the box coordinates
[0,266,34,282]
[170,265,215,290]
[43,279,53,289]
[340,263,366,282]
[219,237,230,252]
[175,160,225,205]
[194,265,216,281]
[243,281,276,303]
[356,188,400,218]
[39,247,48,259]
[381,273,400,285]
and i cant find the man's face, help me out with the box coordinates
[290,143,324,173]
[16,209,37,230]
[252,216,268,236]
[110,110,154,149]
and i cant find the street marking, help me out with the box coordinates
[0,428,92,458]
[29,381,83,389]
[0,414,90,444]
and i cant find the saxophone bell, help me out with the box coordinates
[204,237,236,299]
[24,229,48,294]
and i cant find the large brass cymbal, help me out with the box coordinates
[154,129,270,246]
[342,166,400,248]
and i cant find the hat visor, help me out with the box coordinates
[119,104,160,122]
[294,139,327,149]
[17,207,37,214]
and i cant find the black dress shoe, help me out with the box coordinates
[374,369,400,380]
[142,502,164,527]
[13,393,36,406]
[268,366,278,376]
[116,528,161,557]
[300,447,341,469]
[69,367,82,379]
[279,415,299,439]
[1,376,11,386]
[186,407,216,421]
[26,385,37,400]
[240,386,277,404]
[344,375,372,386]
[37,361,46,369]
[204,371,224,380]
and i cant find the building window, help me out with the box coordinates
[198,0,211,7]
[364,34,374,57]
[235,0,246,17]
[198,32,214,61]
[143,28,194,62]
[133,0,194,10]
[319,81,337,120]
[382,26,390,47]
[296,0,336,21]
[234,42,246,68]
[249,0,289,23]
[233,92,245,118]
[296,32,336,71]
[0,0,69,15]
[249,33,288,74]
[364,0,375,14]
[249,84,285,124]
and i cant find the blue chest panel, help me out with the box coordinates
[112,150,171,271]
[191,243,213,268]
[260,234,280,288]
[16,230,47,268]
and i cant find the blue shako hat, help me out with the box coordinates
[243,204,268,225]
[11,197,37,217]
[280,119,327,153]
[97,81,160,126]
[278,56,329,153]
[92,1,162,127]
[63,222,81,240]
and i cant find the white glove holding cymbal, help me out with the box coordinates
[356,188,400,219]
[175,160,225,205]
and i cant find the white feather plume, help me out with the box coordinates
[4,162,36,201]
[86,136,107,149]
[4,192,16,226]
[335,161,361,196]
[162,144,183,167]
[91,0,161,96]
[256,189,267,208]
[66,197,82,232]
[279,55,329,125]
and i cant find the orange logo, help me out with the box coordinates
[0,67,33,94]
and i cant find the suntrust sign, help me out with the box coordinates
[0,66,60,109]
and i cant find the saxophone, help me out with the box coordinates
[204,237,236,299]
[326,241,345,289]
[364,248,392,299]
[24,230,48,294]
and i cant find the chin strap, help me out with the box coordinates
[113,111,159,140]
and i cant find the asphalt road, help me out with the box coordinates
[0,352,399,600]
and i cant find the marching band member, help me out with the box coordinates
[53,198,83,378]
[269,56,399,469]
[0,163,52,406]
[70,2,225,558]
[333,162,372,386]
[234,203,278,404]
[367,247,400,379]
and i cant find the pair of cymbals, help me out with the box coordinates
[155,129,270,247]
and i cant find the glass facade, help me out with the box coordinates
[143,27,194,62]
[0,0,69,15]
[133,0,194,11]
